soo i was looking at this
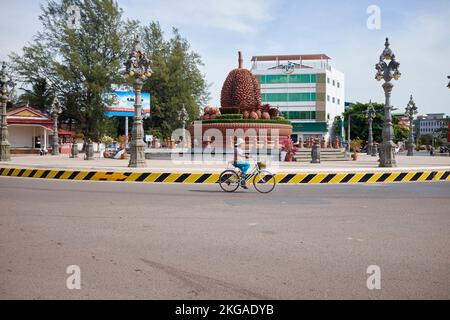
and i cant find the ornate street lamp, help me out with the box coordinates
[447,76,450,89]
[365,100,377,156]
[124,36,152,167]
[50,97,63,156]
[375,38,401,167]
[178,104,189,148]
[0,62,15,161]
[405,95,418,156]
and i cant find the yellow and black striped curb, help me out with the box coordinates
[1,167,449,184]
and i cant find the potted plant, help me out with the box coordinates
[350,138,363,161]
[116,135,128,159]
[100,135,113,147]
[147,129,161,149]
[281,138,298,162]
[100,135,114,158]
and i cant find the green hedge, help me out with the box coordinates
[216,114,243,119]
[200,118,291,125]
[220,107,240,114]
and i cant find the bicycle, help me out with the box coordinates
[218,159,276,193]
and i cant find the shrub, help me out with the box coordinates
[269,108,280,117]
[350,138,364,152]
[200,118,291,125]
[117,135,127,147]
[217,114,243,119]
[219,107,240,114]
[100,135,114,145]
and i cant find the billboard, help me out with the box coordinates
[103,91,151,117]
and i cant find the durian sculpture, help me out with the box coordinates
[220,51,261,113]
[188,50,292,148]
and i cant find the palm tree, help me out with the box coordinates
[18,78,54,112]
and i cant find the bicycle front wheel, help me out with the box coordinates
[253,170,276,193]
[219,170,240,192]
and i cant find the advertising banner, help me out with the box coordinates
[103,91,150,117]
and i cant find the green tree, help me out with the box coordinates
[335,102,408,145]
[10,0,137,141]
[141,23,209,138]
[393,124,408,143]
[18,78,54,112]
[10,2,209,141]
[418,134,432,146]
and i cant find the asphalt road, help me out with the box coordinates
[0,177,449,299]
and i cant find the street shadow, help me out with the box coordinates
[189,190,247,194]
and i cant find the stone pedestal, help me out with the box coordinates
[311,140,320,163]
[70,143,79,158]
[84,141,94,160]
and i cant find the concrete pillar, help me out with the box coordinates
[311,139,320,163]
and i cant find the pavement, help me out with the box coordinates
[4,151,450,173]
[0,177,449,299]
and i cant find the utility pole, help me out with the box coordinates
[347,113,351,152]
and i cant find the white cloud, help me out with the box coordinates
[336,4,450,114]
[123,0,275,33]
[2,0,449,114]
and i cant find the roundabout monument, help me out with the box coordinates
[188,52,292,152]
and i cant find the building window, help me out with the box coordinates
[281,111,316,120]
[332,97,335,103]
[337,82,340,88]
[261,92,316,103]
[257,74,317,84]
[327,95,330,102]
[327,77,330,84]
[337,98,340,105]
[332,80,335,86]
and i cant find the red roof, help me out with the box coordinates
[251,54,331,62]
[7,104,53,129]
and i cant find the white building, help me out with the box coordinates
[416,113,447,136]
[6,105,53,151]
[251,54,345,143]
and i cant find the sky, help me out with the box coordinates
[0,0,449,115]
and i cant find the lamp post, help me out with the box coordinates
[0,62,15,161]
[178,104,189,148]
[50,97,63,156]
[124,36,152,168]
[447,76,450,89]
[375,37,401,167]
[365,100,376,156]
[405,95,418,156]
[347,113,351,152]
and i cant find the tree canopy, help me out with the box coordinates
[9,0,209,141]
[334,102,408,145]
[140,23,210,138]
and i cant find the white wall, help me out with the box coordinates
[9,126,34,148]
[8,125,50,148]
[325,67,345,136]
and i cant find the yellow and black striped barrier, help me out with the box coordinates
[1,167,449,184]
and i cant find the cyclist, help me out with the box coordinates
[233,138,250,189]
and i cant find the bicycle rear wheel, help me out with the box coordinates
[253,170,276,193]
[219,170,240,192]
